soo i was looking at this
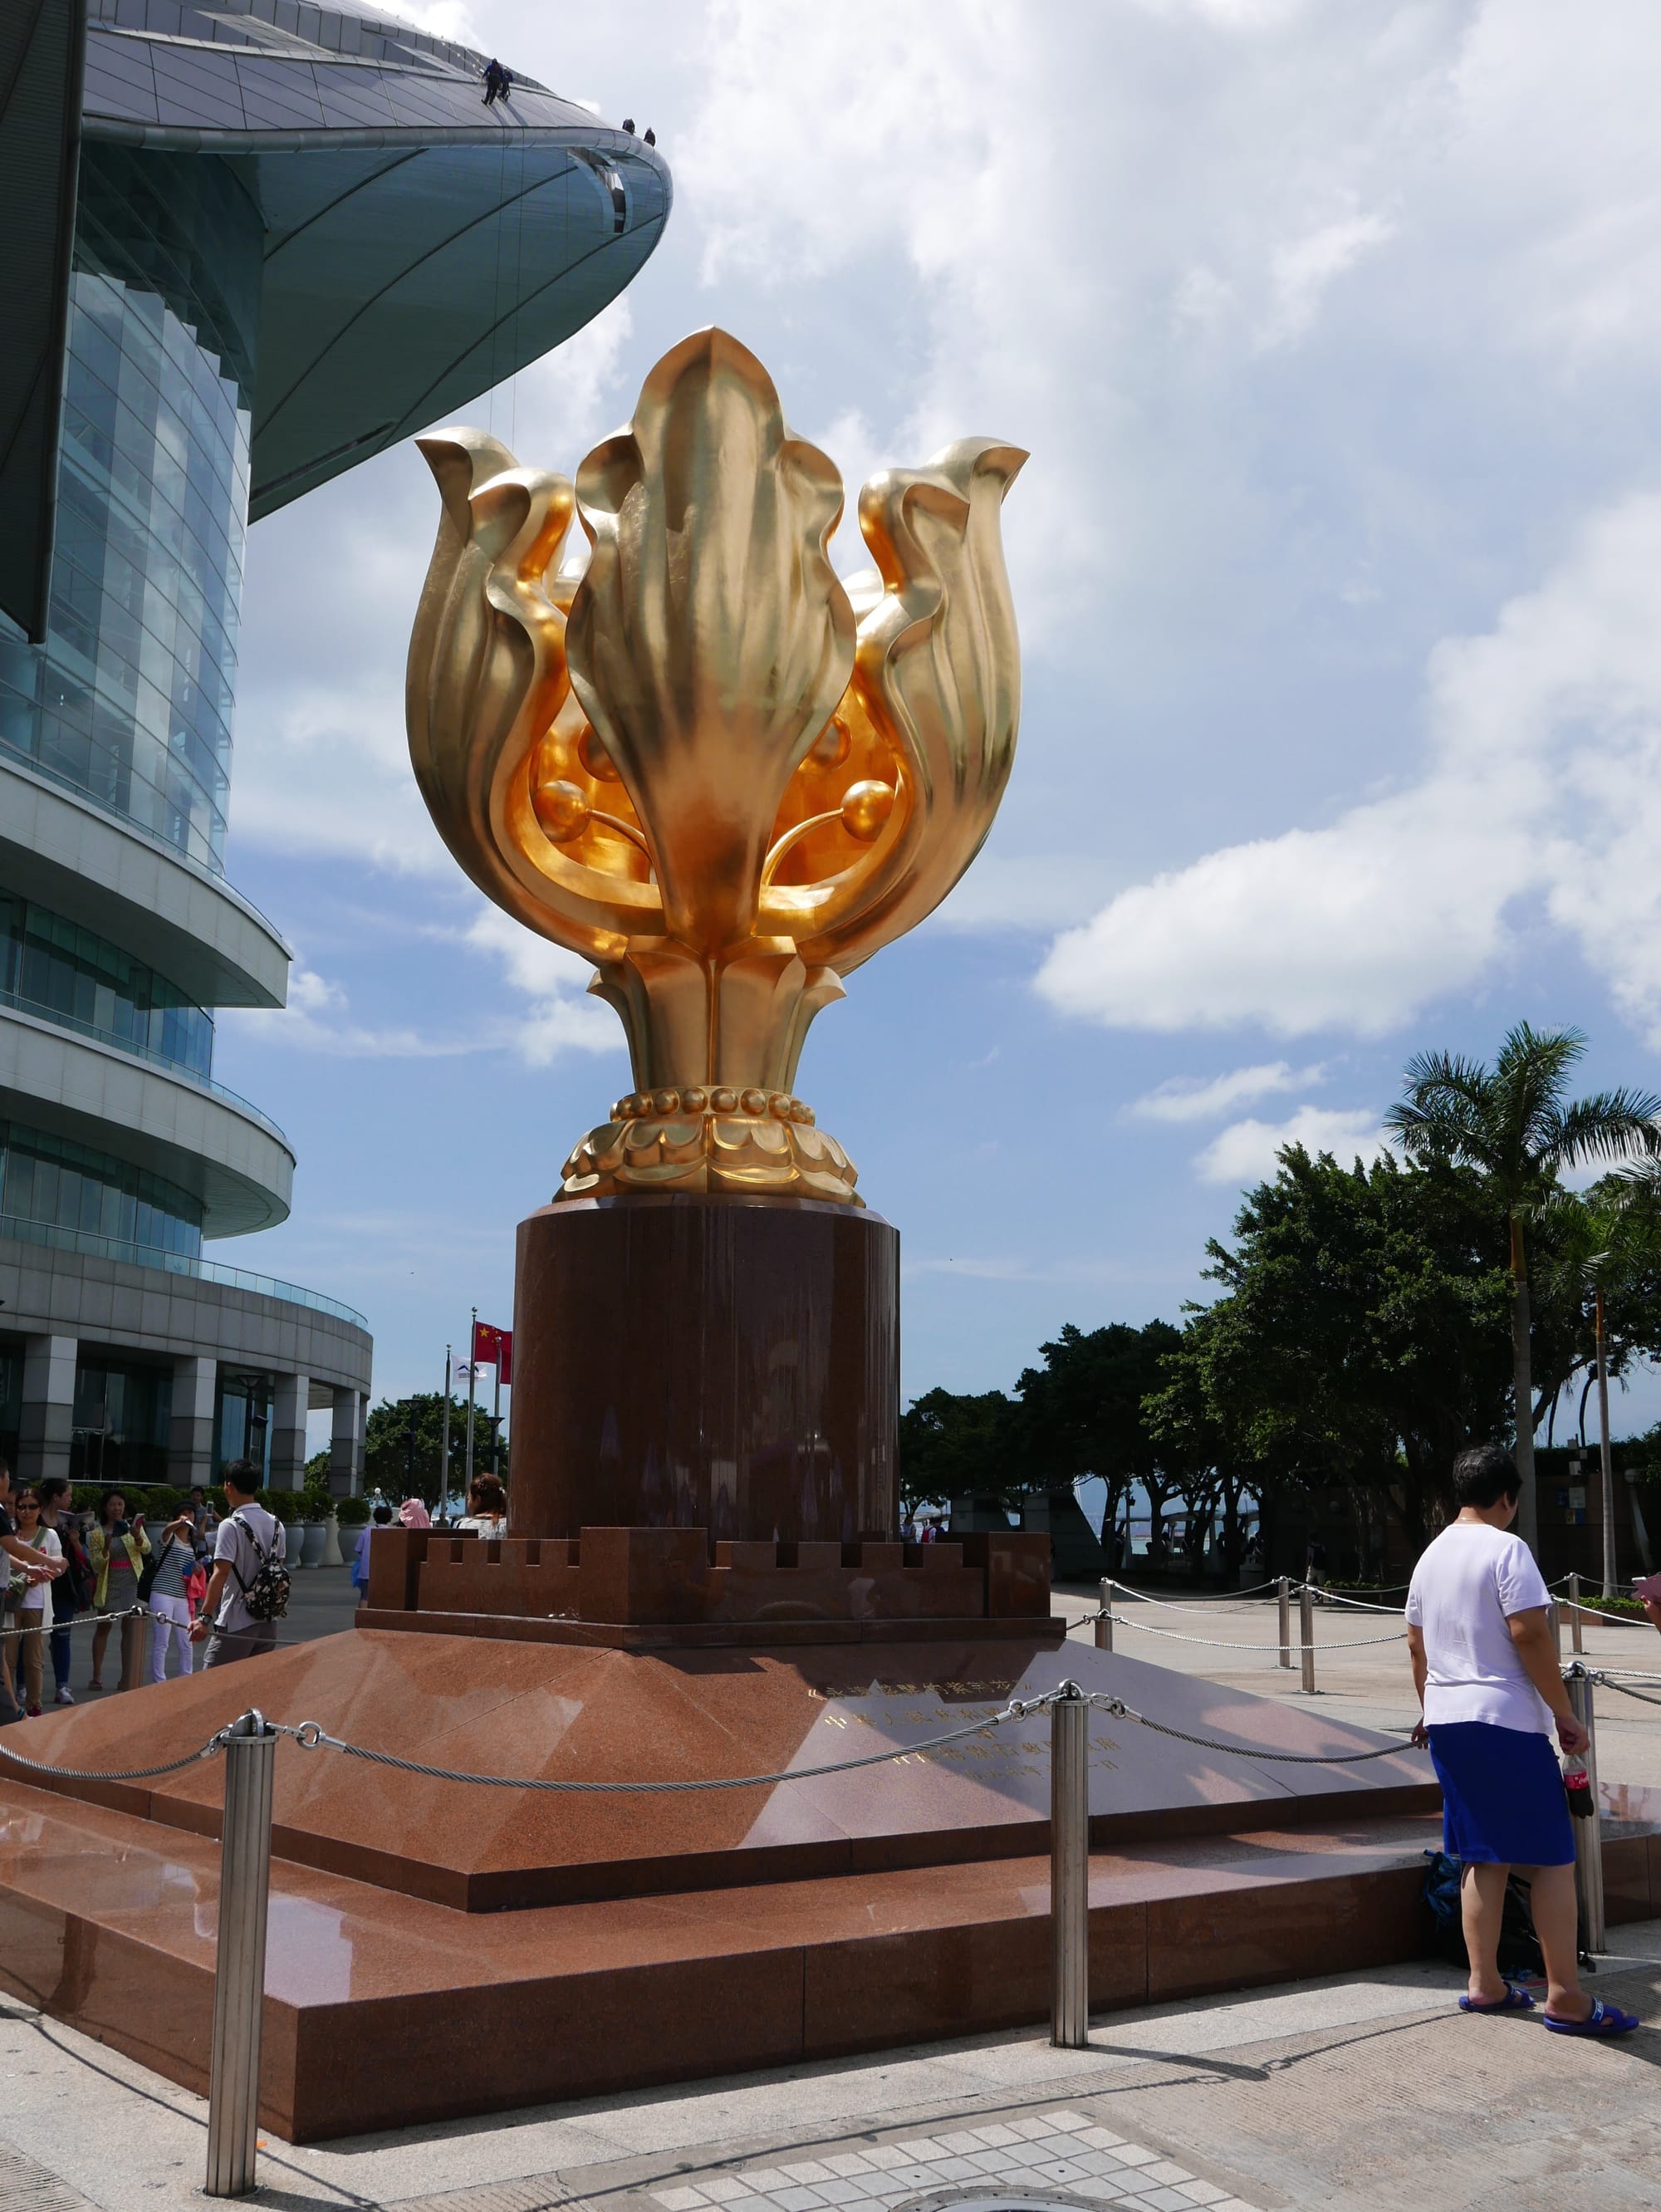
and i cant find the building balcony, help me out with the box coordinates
[0,1003,293,1235]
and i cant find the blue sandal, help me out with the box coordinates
[1460,1984,1535,2013]
[1542,2000,1641,2037]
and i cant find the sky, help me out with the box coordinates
[213,0,1661,1454]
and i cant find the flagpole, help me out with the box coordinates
[440,1345,452,1521]
[465,1305,477,1507]
[492,1356,501,1477]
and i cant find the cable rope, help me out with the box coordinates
[1590,1675,1661,1710]
[1082,1691,1417,1766]
[0,1682,1425,1794]
[267,1696,1060,1793]
[0,1722,233,1785]
[1097,1611,1407,1651]
[1307,1588,1407,1616]
[1101,1580,1280,1616]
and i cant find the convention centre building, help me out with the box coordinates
[0,0,671,1491]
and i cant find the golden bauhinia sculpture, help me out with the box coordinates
[407,328,1024,1204]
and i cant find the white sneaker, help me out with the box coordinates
[54,1686,73,1705]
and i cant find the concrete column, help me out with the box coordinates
[17,1334,76,1489]
[330,1386,364,1498]
[269,1371,309,1493]
[169,1355,218,1490]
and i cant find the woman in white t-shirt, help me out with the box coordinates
[8,1489,62,1716]
[1406,1444,1638,2037]
[456,1473,507,1538]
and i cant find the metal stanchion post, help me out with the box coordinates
[1564,1667,1605,1956]
[1050,1683,1090,2049]
[1299,1583,1316,1695]
[1551,1599,1562,1659]
[119,1607,145,1692]
[1094,1579,1112,1652]
[206,1709,277,2199]
[1277,1576,1291,1670]
[1569,1571,1583,1655]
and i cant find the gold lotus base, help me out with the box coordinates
[558,1086,860,1204]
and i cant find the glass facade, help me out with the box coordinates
[0,893,213,1078]
[0,1121,203,1260]
[217,1371,273,1480]
[71,1355,173,1488]
[0,145,260,874]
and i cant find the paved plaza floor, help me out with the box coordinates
[2,1926,1659,2211]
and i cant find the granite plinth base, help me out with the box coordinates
[0,1631,1482,2141]
[510,1194,899,1543]
[366,1522,1054,1636]
[0,1631,1438,1910]
[0,1783,1456,2141]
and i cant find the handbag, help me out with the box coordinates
[137,1533,173,1604]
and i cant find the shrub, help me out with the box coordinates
[335,1495,372,1526]
[263,1489,300,1526]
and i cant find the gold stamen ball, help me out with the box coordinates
[840,778,895,842]
[532,778,591,844]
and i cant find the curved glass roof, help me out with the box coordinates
[80,0,672,517]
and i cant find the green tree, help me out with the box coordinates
[1151,1145,1516,1555]
[1014,1320,1186,1557]
[363,1392,507,1509]
[1532,1171,1661,1590]
[898,1386,1020,1517]
[1385,1023,1661,1550]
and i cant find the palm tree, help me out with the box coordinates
[1385,1023,1661,1552]
[1535,1176,1661,1592]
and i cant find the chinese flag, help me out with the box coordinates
[472,1321,512,1384]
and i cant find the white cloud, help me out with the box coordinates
[1193,1105,1389,1185]
[462,909,620,1066]
[926,852,1123,934]
[1261,208,1396,347]
[1038,491,1661,1043]
[1128,1061,1324,1122]
[221,965,473,1059]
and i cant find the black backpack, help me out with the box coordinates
[57,1527,93,1611]
[225,1511,291,1623]
[1423,1851,1545,1977]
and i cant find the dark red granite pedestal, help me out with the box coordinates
[511,1195,900,1543]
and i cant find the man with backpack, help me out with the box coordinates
[189,1459,289,1668]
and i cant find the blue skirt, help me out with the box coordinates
[1427,1721,1575,1867]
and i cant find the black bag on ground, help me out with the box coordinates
[1423,1850,1545,1977]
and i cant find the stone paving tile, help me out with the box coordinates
[639,2110,1263,2212]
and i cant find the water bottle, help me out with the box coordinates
[1563,1757,1595,1818]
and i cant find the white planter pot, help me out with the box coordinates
[299,1521,329,1567]
[336,1523,360,1566]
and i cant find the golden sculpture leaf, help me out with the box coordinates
[406,329,1024,1204]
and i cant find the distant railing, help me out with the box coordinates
[0,988,291,1148]
[0,1214,368,1329]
